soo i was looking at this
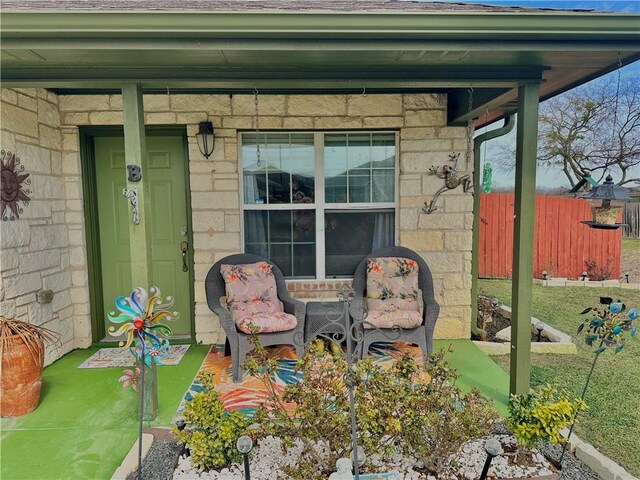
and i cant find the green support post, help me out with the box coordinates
[510,83,540,396]
[122,83,152,288]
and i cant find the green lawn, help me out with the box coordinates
[479,279,640,476]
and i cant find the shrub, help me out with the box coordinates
[245,338,498,478]
[585,258,614,281]
[172,372,250,469]
[507,384,587,449]
[245,339,351,480]
[541,258,557,278]
[379,350,498,473]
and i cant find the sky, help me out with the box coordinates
[438,0,640,189]
[438,0,640,13]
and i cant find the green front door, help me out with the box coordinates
[95,135,192,338]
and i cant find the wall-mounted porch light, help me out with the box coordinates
[580,175,630,230]
[196,121,215,159]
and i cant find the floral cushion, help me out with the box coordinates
[365,257,421,328]
[220,261,280,310]
[221,261,291,332]
[234,311,298,334]
[364,309,423,330]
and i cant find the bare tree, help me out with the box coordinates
[494,76,640,188]
[540,77,640,187]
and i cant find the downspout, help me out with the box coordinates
[470,115,516,336]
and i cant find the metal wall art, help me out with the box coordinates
[1,150,31,221]
[122,187,140,224]
[422,152,472,214]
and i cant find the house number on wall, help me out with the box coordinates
[122,188,140,225]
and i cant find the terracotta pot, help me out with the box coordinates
[1,334,45,417]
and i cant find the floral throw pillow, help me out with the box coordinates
[366,257,420,314]
[220,261,282,319]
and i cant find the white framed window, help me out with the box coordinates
[240,131,397,279]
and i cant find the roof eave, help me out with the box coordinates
[2,10,639,40]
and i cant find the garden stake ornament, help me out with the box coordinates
[557,297,638,470]
[108,286,178,480]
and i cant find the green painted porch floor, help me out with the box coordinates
[0,340,508,480]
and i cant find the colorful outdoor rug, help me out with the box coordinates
[77,345,191,368]
[175,342,424,418]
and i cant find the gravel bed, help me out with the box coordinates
[126,436,183,480]
[539,443,603,480]
[126,420,603,480]
[171,432,565,480]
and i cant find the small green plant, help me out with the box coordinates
[172,372,250,469]
[507,384,587,449]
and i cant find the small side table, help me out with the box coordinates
[304,301,349,343]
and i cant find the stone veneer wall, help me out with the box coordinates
[3,91,473,351]
[0,88,87,364]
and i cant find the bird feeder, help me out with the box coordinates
[580,175,630,230]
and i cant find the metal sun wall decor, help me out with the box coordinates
[1,150,31,221]
[292,285,403,480]
[108,286,178,480]
[422,152,472,214]
[557,297,638,468]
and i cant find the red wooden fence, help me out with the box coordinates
[478,194,622,279]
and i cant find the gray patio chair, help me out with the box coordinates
[205,253,305,382]
[350,246,440,359]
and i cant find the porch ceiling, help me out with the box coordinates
[1,10,639,126]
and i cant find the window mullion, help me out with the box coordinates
[395,131,400,245]
[315,132,325,281]
[345,133,350,206]
[290,210,294,277]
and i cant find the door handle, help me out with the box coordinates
[180,241,189,272]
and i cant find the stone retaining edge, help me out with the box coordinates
[473,305,577,355]
[533,278,640,289]
[560,429,639,480]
